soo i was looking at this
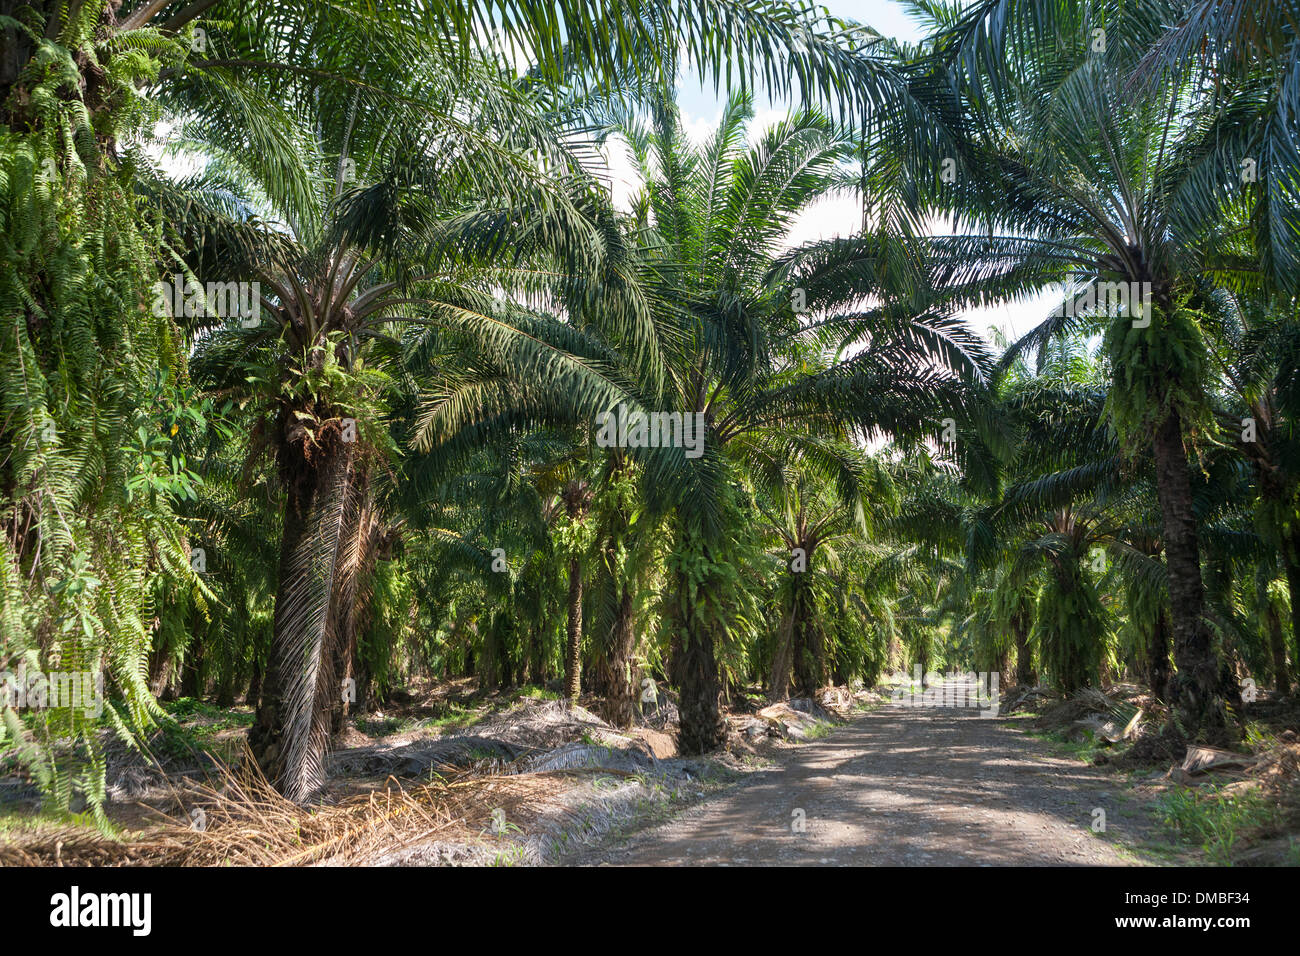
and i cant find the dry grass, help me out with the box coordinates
[0,826,177,867]
[0,743,622,867]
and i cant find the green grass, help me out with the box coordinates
[357,700,482,738]
[355,715,417,736]
[0,803,121,840]
[161,697,251,725]
[802,720,834,740]
[1113,836,1188,865]
[0,805,85,832]
[0,696,253,767]
[1020,726,1111,765]
[490,844,527,866]
[152,698,254,762]
[423,702,483,732]
[1155,784,1282,865]
[1242,720,1281,753]
[513,685,560,701]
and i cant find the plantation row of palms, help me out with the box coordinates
[1,0,1297,814]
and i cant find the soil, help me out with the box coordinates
[566,691,1166,866]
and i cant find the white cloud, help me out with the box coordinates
[599,135,641,214]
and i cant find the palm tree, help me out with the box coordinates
[401,427,581,693]
[872,3,1264,740]
[178,27,644,798]
[586,454,660,726]
[755,448,886,700]
[1202,292,1300,687]
[603,92,989,751]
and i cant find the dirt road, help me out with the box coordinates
[574,693,1160,866]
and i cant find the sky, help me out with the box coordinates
[675,0,926,117]
[602,0,1056,346]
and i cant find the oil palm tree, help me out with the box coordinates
[178,29,648,799]
[755,446,888,700]
[1202,291,1300,686]
[870,2,1265,740]
[605,92,990,751]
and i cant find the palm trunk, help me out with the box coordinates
[216,673,236,708]
[1284,538,1300,679]
[149,648,175,700]
[481,621,499,693]
[499,631,516,688]
[528,627,544,685]
[887,632,903,674]
[1147,605,1173,702]
[180,641,204,699]
[996,649,1012,692]
[329,480,372,736]
[1013,611,1035,687]
[1267,603,1291,696]
[675,614,726,754]
[768,607,796,702]
[670,530,727,755]
[564,556,582,700]
[245,658,263,708]
[331,636,357,733]
[595,587,637,727]
[915,638,931,688]
[249,435,357,801]
[791,587,822,698]
[1257,476,1300,691]
[561,480,588,701]
[1151,410,1231,741]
